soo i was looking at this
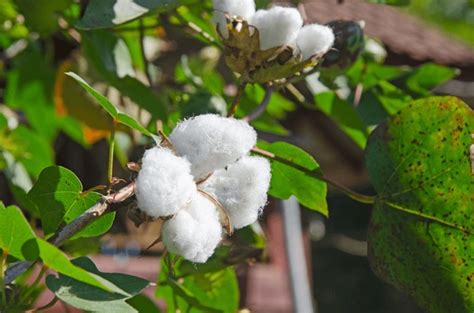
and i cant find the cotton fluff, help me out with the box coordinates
[202,156,271,229]
[296,24,335,60]
[250,6,303,50]
[135,147,196,218]
[162,193,223,263]
[212,0,256,38]
[169,114,257,179]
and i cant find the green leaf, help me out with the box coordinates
[127,294,161,312]
[77,0,180,29]
[14,0,72,35]
[366,96,474,313]
[156,257,239,313]
[65,72,154,137]
[0,205,109,290]
[9,126,55,178]
[28,166,115,236]
[46,257,150,312]
[257,141,328,216]
[314,91,368,149]
[403,63,457,97]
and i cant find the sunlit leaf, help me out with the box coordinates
[257,141,328,216]
[28,166,115,236]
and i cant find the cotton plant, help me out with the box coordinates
[135,114,271,263]
[212,0,335,84]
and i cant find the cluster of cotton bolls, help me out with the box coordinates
[135,114,271,263]
[212,0,335,61]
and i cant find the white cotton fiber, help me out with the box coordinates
[169,114,257,179]
[162,193,223,263]
[250,6,303,50]
[296,24,335,60]
[202,156,271,229]
[135,147,196,218]
[212,0,256,38]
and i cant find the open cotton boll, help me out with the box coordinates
[250,6,303,50]
[296,24,335,60]
[169,114,257,179]
[162,194,223,263]
[202,156,271,229]
[135,147,196,218]
[212,0,256,38]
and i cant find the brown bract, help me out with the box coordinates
[220,15,322,85]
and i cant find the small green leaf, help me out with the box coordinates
[28,166,114,236]
[366,96,474,313]
[66,72,154,136]
[46,257,150,312]
[156,257,239,313]
[314,91,368,149]
[404,63,457,97]
[257,141,328,216]
[0,204,36,259]
[77,0,180,29]
[66,72,118,117]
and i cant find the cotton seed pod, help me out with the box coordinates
[162,193,223,263]
[169,114,257,179]
[250,6,303,50]
[135,147,196,218]
[202,156,271,229]
[212,0,256,38]
[296,24,335,61]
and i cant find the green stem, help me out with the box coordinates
[227,83,247,117]
[1,251,7,307]
[251,147,376,205]
[107,126,116,184]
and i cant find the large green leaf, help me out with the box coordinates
[366,96,474,313]
[0,205,108,290]
[66,72,154,136]
[28,166,115,236]
[46,257,150,312]
[257,141,328,216]
[77,0,180,29]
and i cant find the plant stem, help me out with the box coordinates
[32,296,59,312]
[139,19,153,87]
[251,147,375,205]
[1,251,7,307]
[243,86,274,122]
[107,126,116,184]
[227,83,247,117]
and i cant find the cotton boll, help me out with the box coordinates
[250,6,303,50]
[162,194,223,263]
[296,24,335,60]
[135,147,196,218]
[212,0,256,38]
[202,156,271,229]
[169,114,257,179]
